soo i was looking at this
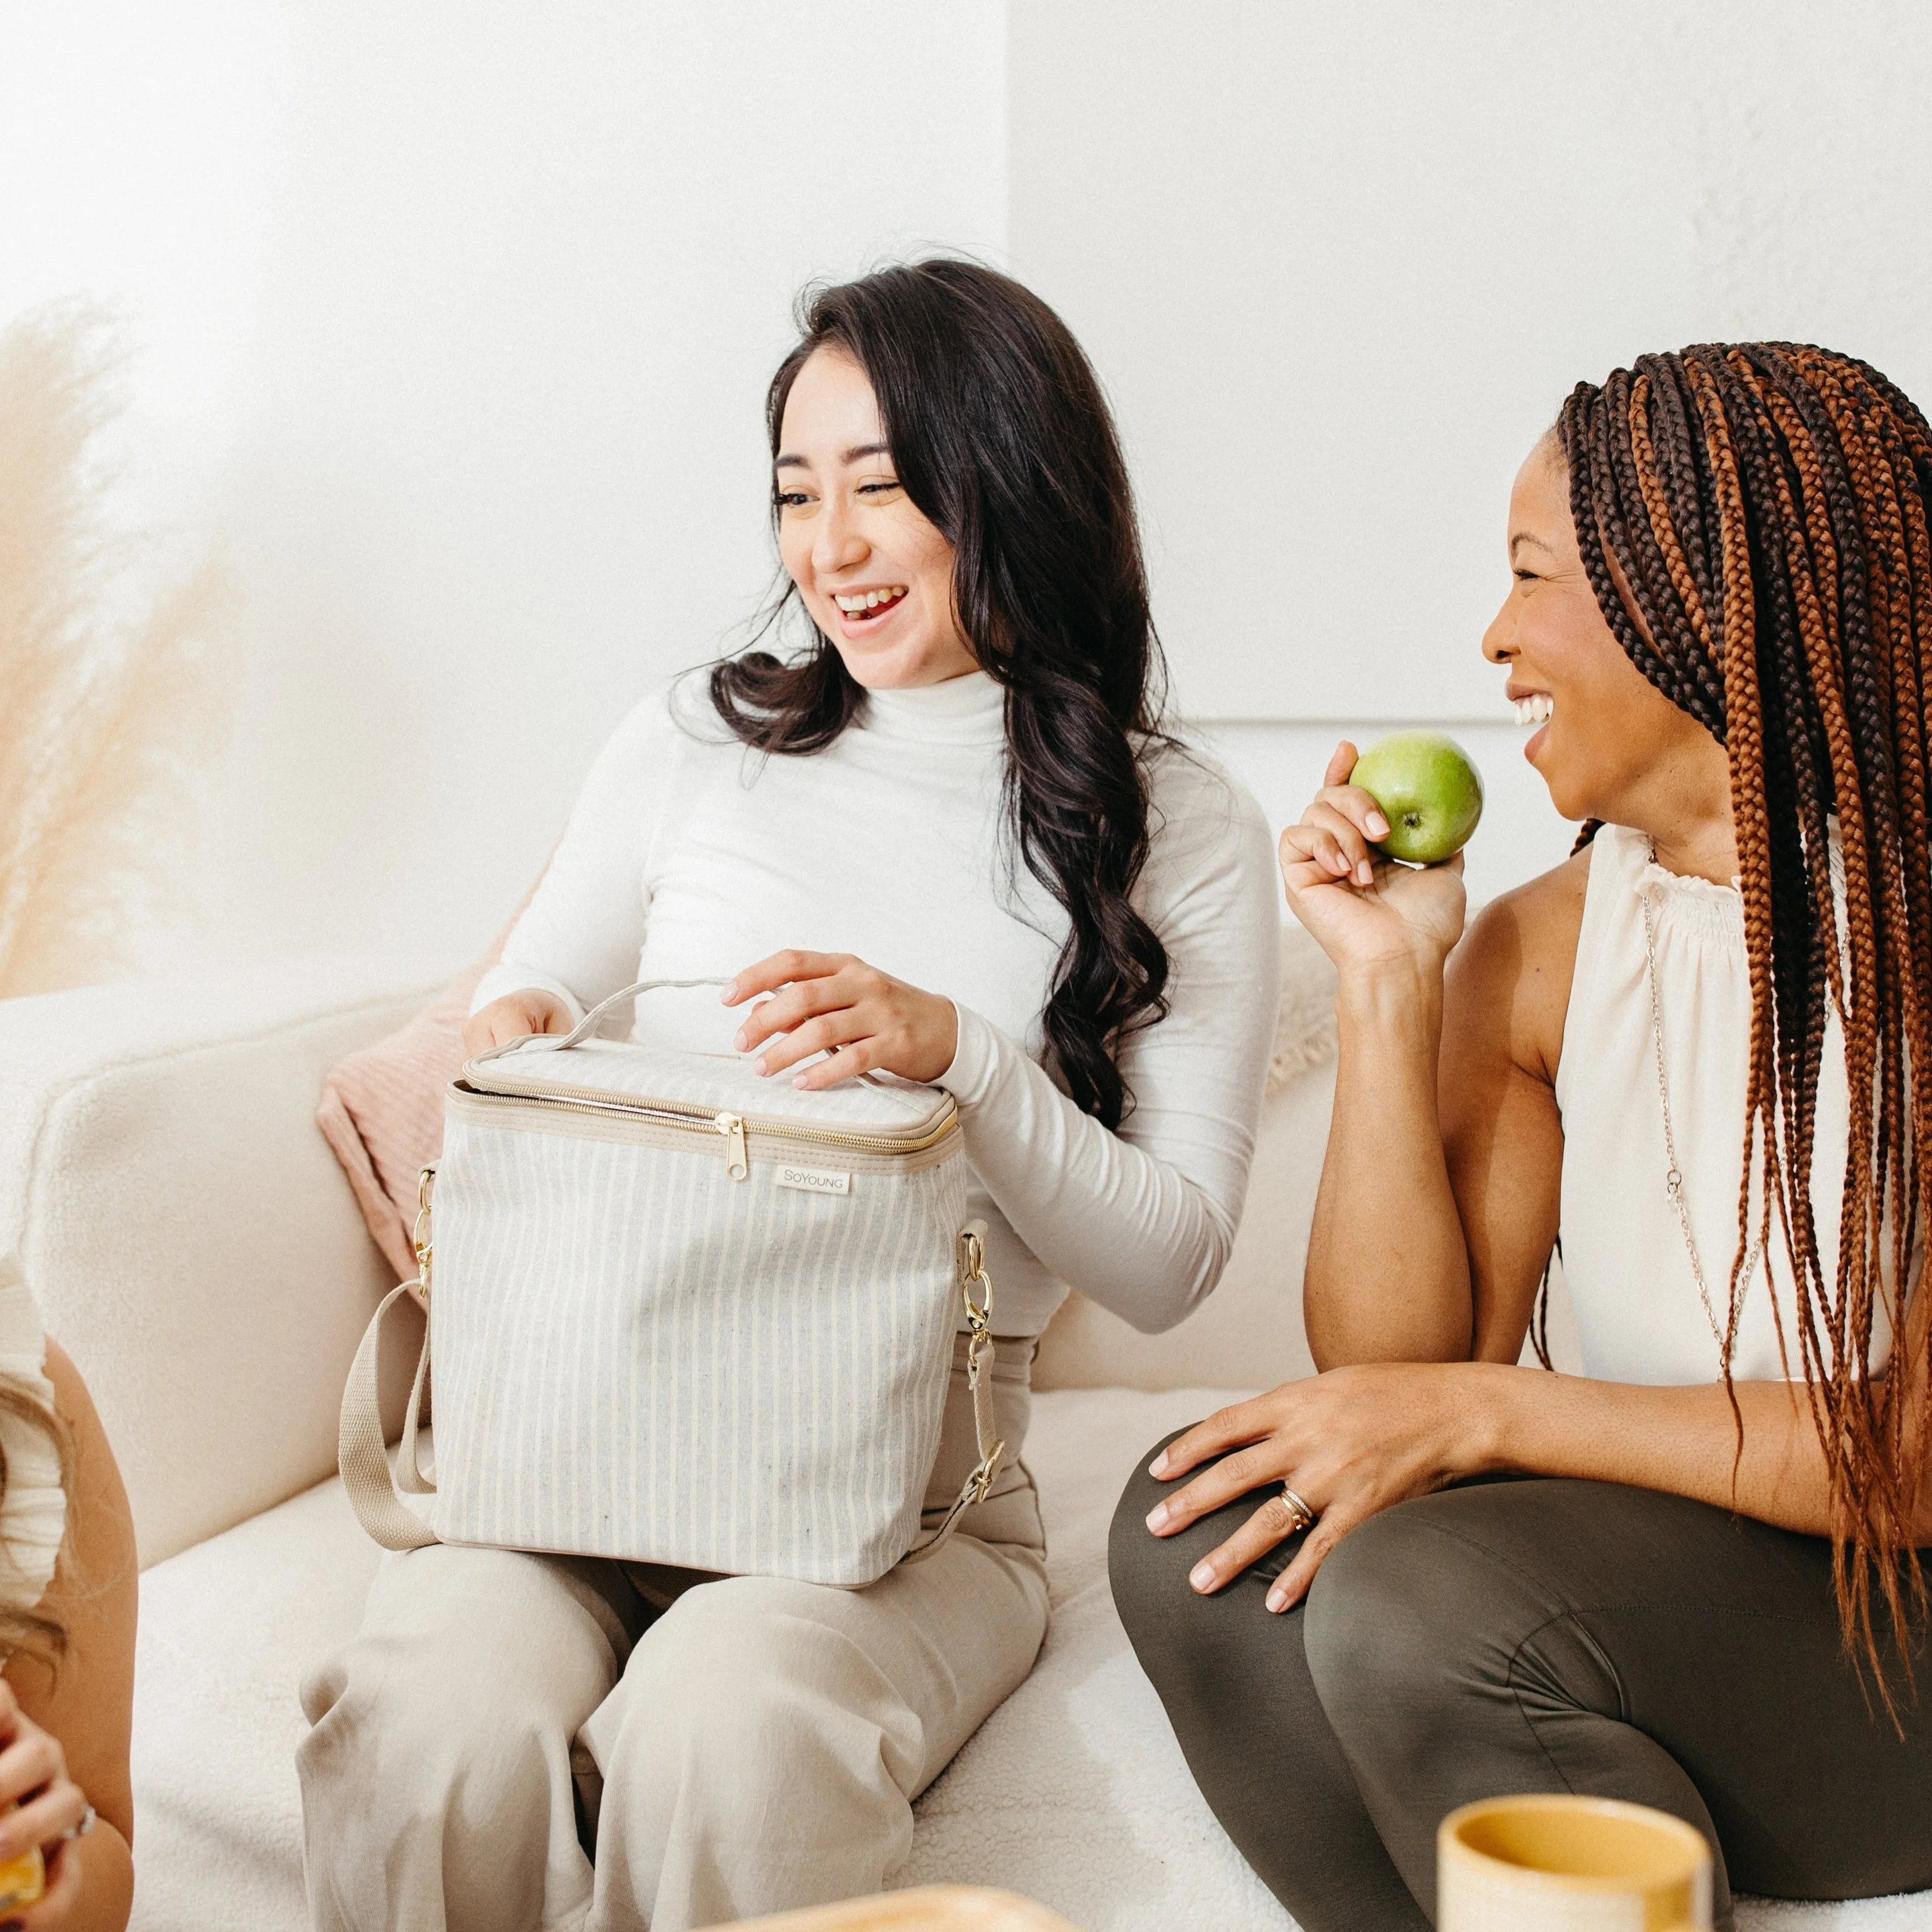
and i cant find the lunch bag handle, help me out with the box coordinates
[467,977,734,1072]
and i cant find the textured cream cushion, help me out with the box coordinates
[0,958,449,1566]
[1034,1065,1330,1393]
[1035,923,1337,1393]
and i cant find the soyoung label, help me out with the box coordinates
[776,1165,852,1197]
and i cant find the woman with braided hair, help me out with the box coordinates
[1111,343,1932,1929]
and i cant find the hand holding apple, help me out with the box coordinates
[1278,740,1469,973]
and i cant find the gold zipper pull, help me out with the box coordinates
[716,1111,749,1180]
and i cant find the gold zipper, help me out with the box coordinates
[472,1069,953,1145]
[450,1080,957,1180]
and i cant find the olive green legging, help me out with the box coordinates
[1110,1433,1932,1931]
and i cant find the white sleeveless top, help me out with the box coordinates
[0,1259,67,1616]
[1553,823,1892,1386]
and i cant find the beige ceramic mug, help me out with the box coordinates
[1438,1794,1714,1930]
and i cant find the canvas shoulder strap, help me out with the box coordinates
[339,1167,441,1552]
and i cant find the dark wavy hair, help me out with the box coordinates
[708,259,1171,1127]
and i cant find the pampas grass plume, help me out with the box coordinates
[0,302,233,996]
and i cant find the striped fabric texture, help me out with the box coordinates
[424,1039,971,1586]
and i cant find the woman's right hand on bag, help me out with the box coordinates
[461,988,574,1057]
[1279,740,1468,976]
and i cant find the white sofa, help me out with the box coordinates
[0,958,1918,1930]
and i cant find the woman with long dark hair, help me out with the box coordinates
[1112,343,1932,1930]
[298,259,1279,1931]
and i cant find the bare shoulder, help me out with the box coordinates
[36,1340,138,1643]
[1461,844,1591,968]
[1445,844,1591,1084]
[5,1340,137,1841]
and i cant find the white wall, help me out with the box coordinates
[1010,0,1932,723]
[0,2,1010,965]
[1008,0,1932,893]
[7,1,1932,961]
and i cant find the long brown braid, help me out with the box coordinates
[1556,346,1932,1697]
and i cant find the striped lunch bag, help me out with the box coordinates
[336,979,1002,1587]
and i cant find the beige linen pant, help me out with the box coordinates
[298,1339,1048,1932]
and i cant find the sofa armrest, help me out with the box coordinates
[0,956,451,1566]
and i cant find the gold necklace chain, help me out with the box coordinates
[1639,872,1762,1351]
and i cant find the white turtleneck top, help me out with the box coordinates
[472,670,1282,1340]
[1555,823,1896,1384]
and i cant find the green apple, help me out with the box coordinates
[1348,731,1484,866]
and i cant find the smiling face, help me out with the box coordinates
[1482,438,1730,836]
[774,346,979,690]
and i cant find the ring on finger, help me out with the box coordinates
[1281,1484,1316,1533]
[62,1802,94,1841]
